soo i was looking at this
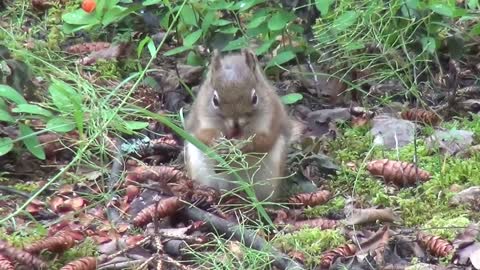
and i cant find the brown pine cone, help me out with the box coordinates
[288,190,331,207]
[320,243,357,269]
[133,196,184,227]
[60,257,97,270]
[401,108,441,126]
[367,159,431,186]
[417,232,454,257]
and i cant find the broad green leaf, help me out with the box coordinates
[125,121,149,130]
[0,85,27,105]
[332,11,358,32]
[467,0,479,9]
[0,137,13,156]
[246,15,268,29]
[147,39,156,58]
[19,124,45,160]
[268,11,296,31]
[0,98,7,110]
[421,36,436,54]
[62,9,100,25]
[186,51,203,66]
[62,23,94,34]
[315,0,335,16]
[208,1,234,10]
[0,109,14,123]
[180,5,197,26]
[405,0,419,9]
[12,104,53,117]
[102,6,130,26]
[218,26,238,34]
[280,93,303,105]
[46,118,76,133]
[470,22,480,35]
[143,0,163,5]
[202,11,216,32]
[429,3,454,17]
[137,36,152,58]
[183,30,203,47]
[49,80,82,112]
[235,0,265,11]
[255,39,276,55]
[266,50,296,68]
[211,19,231,26]
[164,45,191,56]
[222,37,248,52]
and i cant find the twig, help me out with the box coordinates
[0,185,31,198]
[182,206,305,270]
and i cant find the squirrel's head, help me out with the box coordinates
[206,48,265,138]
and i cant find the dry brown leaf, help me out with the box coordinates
[66,42,112,54]
[345,207,400,225]
[78,44,128,66]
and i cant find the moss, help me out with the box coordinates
[274,229,346,266]
[304,197,346,217]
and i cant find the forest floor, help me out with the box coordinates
[1,1,480,270]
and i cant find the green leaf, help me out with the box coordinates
[421,36,436,54]
[19,124,45,160]
[0,137,13,156]
[62,23,93,34]
[332,11,358,32]
[12,104,53,117]
[0,109,14,123]
[315,0,335,16]
[181,5,197,26]
[208,0,234,10]
[183,30,203,46]
[222,37,248,52]
[164,45,191,56]
[218,26,238,34]
[102,6,130,26]
[201,11,216,32]
[467,0,479,9]
[0,85,27,105]
[62,9,100,25]
[143,0,163,5]
[125,121,149,130]
[266,50,296,68]
[48,80,82,112]
[280,93,303,105]
[246,15,268,29]
[405,0,419,9]
[235,0,265,11]
[268,11,296,31]
[470,22,480,35]
[0,98,7,110]
[429,3,454,17]
[147,39,156,58]
[211,19,231,26]
[186,51,203,66]
[255,39,276,55]
[137,36,152,58]
[46,118,76,133]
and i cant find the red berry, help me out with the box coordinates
[82,0,96,13]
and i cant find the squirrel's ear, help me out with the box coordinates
[211,49,221,72]
[242,48,257,72]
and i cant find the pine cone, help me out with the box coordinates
[288,190,331,207]
[24,231,76,254]
[320,243,357,269]
[0,240,47,269]
[133,196,184,227]
[126,165,186,184]
[60,257,96,270]
[417,232,454,257]
[367,159,431,186]
[401,108,441,126]
[0,254,14,270]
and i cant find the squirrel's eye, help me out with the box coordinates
[251,89,258,106]
[212,91,220,108]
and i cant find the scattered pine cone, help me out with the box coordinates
[320,243,357,269]
[24,231,76,254]
[60,256,97,270]
[66,42,111,54]
[0,240,47,269]
[417,232,454,257]
[133,196,184,227]
[288,190,331,207]
[126,165,186,184]
[0,254,14,270]
[367,159,431,186]
[290,218,339,231]
[401,108,441,126]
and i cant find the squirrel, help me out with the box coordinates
[184,48,294,201]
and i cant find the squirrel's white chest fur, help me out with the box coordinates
[185,135,287,201]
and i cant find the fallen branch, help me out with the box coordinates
[182,206,305,270]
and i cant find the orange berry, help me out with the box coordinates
[82,0,96,13]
